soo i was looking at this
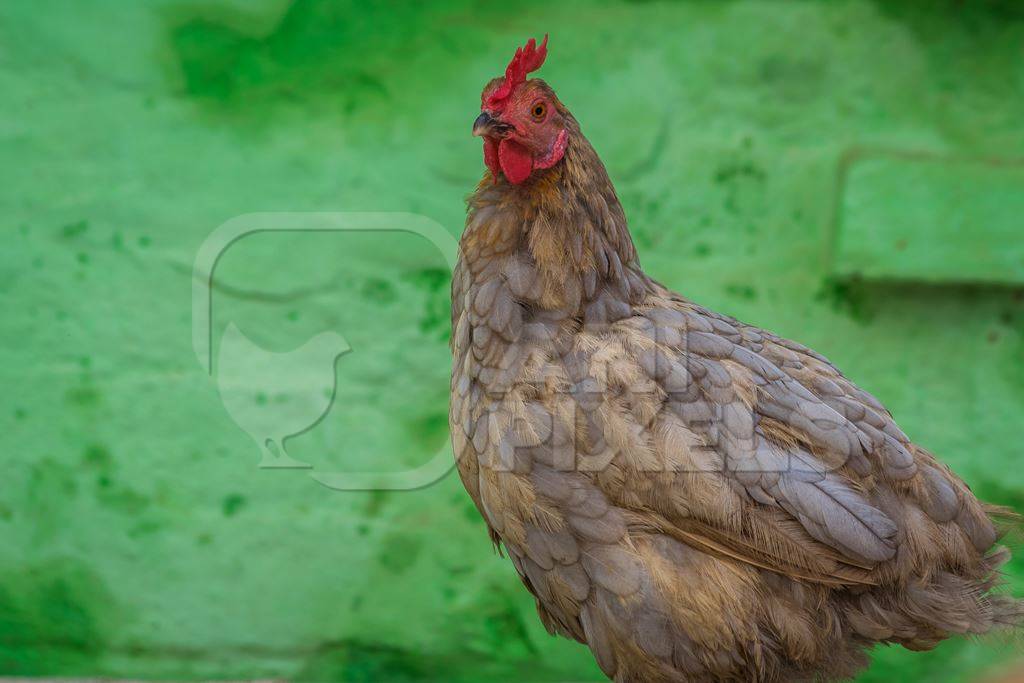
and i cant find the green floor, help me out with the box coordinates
[2,0,1023,680]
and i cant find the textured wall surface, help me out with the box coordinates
[2,0,1023,680]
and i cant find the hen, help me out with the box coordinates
[450,36,1021,682]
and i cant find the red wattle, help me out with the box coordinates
[498,139,534,184]
[483,138,500,180]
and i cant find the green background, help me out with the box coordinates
[2,0,1023,680]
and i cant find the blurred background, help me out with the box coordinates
[2,0,1023,680]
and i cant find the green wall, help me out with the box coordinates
[2,0,1023,680]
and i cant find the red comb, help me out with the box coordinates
[486,34,548,108]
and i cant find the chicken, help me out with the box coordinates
[449,36,1022,682]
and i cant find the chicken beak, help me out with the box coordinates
[473,112,512,138]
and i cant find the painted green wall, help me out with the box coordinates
[2,0,1023,680]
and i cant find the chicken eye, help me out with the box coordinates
[531,102,547,121]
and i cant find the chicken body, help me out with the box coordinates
[450,74,1020,681]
